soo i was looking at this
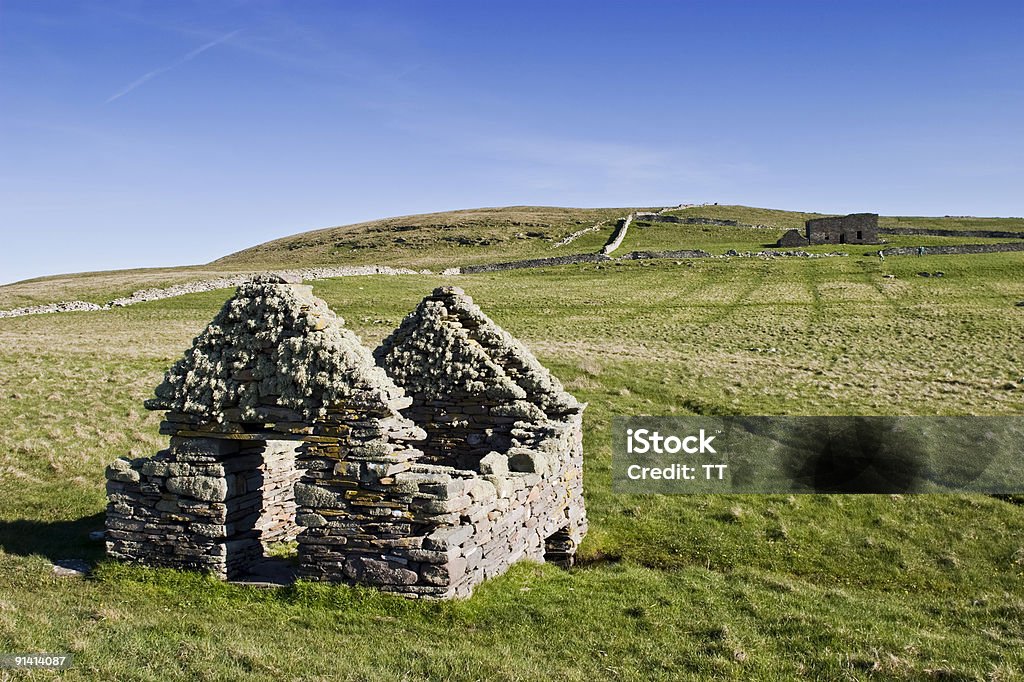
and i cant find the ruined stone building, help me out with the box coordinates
[805,213,879,244]
[105,277,587,598]
[775,229,809,247]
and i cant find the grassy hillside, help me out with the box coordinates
[4,204,1024,311]
[212,205,645,270]
[662,204,829,229]
[0,207,633,309]
[2,245,1024,678]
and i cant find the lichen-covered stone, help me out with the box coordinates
[191,523,228,538]
[296,512,327,527]
[508,449,547,474]
[479,452,509,475]
[106,282,587,599]
[166,476,228,502]
[106,458,140,484]
[344,556,418,585]
[374,286,581,418]
[147,281,406,423]
[294,482,346,509]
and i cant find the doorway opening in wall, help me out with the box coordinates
[224,439,304,585]
[840,233,847,244]
[544,526,577,568]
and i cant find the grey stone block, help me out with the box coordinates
[106,458,140,484]
[166,476,228,502]
[479,452,509,475]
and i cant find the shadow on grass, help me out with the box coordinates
[573,549,623,569]
[0,512,106,562]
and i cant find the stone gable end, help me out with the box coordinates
[106,280,587,598]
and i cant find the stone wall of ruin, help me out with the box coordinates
[806,213,879,244]
[106,437,302,578]
[294,411,586,597]
[106,279,587,598]
[776,229,809,247]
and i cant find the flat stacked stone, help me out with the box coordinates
[106,280,587,596]
[108,277,425,581]
[146,273,407,435]
[374,286,588,578]
[374,286,580,466]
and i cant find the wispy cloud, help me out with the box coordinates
[105,28,242,104]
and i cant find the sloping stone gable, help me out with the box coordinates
[106,280,586,598]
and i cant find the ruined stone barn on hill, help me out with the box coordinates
[105,277,587,598]
[805,212,879,244]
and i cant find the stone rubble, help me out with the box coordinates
[105,279,587,597]
[718,250,847,258]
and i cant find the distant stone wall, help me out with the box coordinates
[553,221,605,248]
[0,265,424,320]
[459,253,608,274]
[456,248,850,272]
[105,279,587,598]
[635,214,741,227]
[617,250,712,260]
[878,242,1024,257]
[600,214,634,255]
[878,227,1024,239]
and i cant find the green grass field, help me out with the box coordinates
[2,207,1024,679]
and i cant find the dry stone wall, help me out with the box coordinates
[458,252,608,274]
[0,265,422,319]
[553,221,605,248]
[107,438,303,577]
[617,249,712,260]
[600,214,634,255]
[105,278,587,597]
[374,286,588,577]
[635,214,743,227]
[878,227,1024,239]
[877,242,1024,257]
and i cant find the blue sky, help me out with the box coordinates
[1,1,1022,284]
